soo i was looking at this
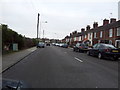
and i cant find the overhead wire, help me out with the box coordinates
[25,0,40,38]
[29,0,38,13]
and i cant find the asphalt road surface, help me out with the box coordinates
[2,46,118,88]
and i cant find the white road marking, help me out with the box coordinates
[74,57,83,63]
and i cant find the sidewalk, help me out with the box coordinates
[2,47,37,73]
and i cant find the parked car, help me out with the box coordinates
[2,78,29,90]
[73,43,89,52]
[62,43,68,48]
[46,43,50,46]
[55,43,59,46]
[87,43,120,60]
[59,43,63,47]
[37,42,45,48]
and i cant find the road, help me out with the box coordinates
[2,46,118,88]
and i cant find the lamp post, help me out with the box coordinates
[40,21,47,40]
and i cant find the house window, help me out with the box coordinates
[94,32,97,38]
[109,29,113,37]
[67,39,69,42]
[88,33,89,39]
[79,36,81,41]
[82,36,84,40]
[74,37,76,41]
[66,39,69,42]
[89,33,91,39]
[66,39,67,42]
[117,27,120,36]
[100,31,102,38]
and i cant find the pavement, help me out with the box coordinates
[2,46,118,88]
[1,47,37,73]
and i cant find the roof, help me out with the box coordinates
[86,20,120,33]
[70,20,120,38]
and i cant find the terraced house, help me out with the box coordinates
[64,18,120,48]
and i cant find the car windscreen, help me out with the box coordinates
[64,43,67,45]
[81,44,88,47]
[104,44,116,49]
[39,42,44,44]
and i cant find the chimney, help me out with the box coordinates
[86,25,90,30]
[81,28,85,32]
[103,19,109,25]
[74,31,77,34]
[93,22,98,28]
[72,32,74,35]
[110,18,116,23]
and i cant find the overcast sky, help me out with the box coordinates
[0,0,119,39]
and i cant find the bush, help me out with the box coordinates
[2,24,37,52]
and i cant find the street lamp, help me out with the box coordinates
[39,21,47,40]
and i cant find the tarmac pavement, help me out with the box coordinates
[1,47,37,73]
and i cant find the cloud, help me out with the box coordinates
[0,0,118,39]
[34,0,119,3]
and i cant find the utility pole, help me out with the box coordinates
[37,13,40,42]
[43,30,44,39]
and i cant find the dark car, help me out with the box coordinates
[2,78,29,90]
[46,43,50,46]
[37,42,45,48]
[87,43,120,60]
[73,43,89,52]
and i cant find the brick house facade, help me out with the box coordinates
[63,18,120,48]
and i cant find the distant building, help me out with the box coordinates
[64,35,70,44]
[50,39,60,43]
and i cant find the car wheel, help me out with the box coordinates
[113,57,118,61]
[81,50,85,53]
[75,49,77,52]
[73,48,75,51]
[98,53,102,59]
[78,49,81,53]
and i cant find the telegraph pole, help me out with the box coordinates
[43,30,44,39]
[37,13,40,42]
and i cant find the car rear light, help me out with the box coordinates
[104,49,110,52]
[79,46,83,48]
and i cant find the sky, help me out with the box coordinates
[0,0,119,39]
